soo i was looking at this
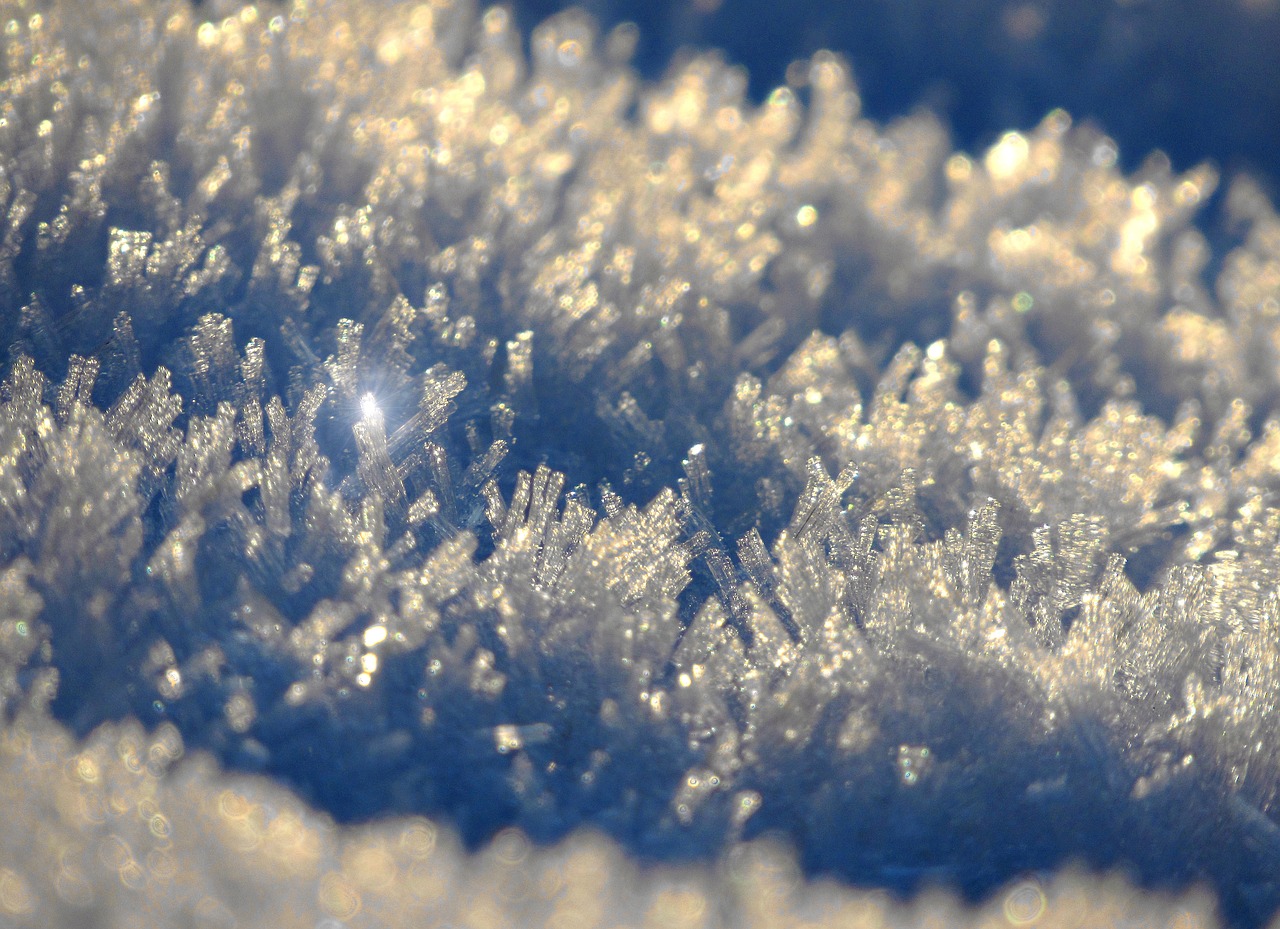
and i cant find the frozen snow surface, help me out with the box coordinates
[2,0,1280,926]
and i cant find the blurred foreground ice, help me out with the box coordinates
[0,713,1220,928]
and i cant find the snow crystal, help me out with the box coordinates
[0,0,1278,926]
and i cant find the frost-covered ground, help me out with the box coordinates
[3,0,1280,926]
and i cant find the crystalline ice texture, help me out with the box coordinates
[0,0,1279,927]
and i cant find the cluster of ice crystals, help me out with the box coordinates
[2,0,1280,925]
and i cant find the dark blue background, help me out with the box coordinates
[507,0,1280,191]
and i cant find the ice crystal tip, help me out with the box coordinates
[1,0,1280,926]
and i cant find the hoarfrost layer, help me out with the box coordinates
[1,0,1279,926]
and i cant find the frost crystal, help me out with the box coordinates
[0,0,1279,927]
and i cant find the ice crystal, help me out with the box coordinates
[0,0,1279,926]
